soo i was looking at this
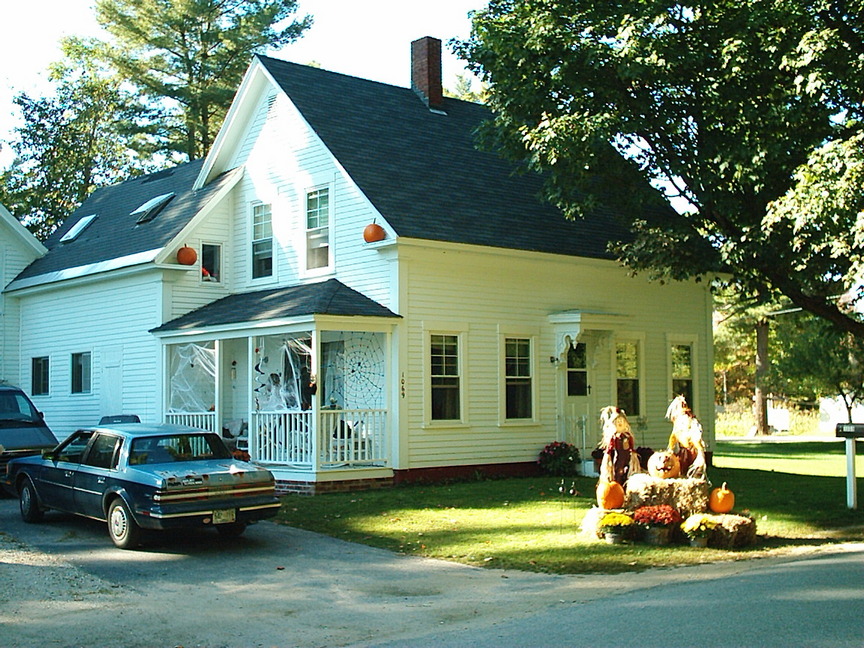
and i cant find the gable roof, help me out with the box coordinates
[151,279,400,335]
[9,160,239,286]
[0,203,47,257]
[255,55,635,260]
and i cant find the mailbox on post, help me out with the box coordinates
[835,423,863,509]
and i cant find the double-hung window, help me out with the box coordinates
[306,188,330,270]
[71,352,91,394]
[616,341,640,416]
[31,357,49,396]
[672,344,694,405]
[430,334,460,420]
[251,202,273,279]
[504,338,532,419]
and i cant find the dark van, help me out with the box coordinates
[0,383,56,493]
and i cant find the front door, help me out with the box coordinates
[562,342,592,451]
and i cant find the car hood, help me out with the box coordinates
[0,422,57,453]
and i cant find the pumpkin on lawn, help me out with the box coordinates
[647,450,681,479]
[596,479,625,509]
[709,482,735,513]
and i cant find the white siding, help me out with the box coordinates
[394,242,714,470]
[18,275,165,438]
[224,89,395,307]
[1,239,43,385]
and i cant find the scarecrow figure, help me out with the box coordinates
[665,395,707,479]
[598,406,642,485]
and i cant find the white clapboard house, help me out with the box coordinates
[2,37,713,492]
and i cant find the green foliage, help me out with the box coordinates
[0,42,157,238]
[92,0,312,160]
[456,1,864,336]
[768,310,864,418]
[537,441,581,476]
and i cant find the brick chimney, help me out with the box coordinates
[411,36,443,110]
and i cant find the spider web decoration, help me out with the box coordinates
[168,342,216,413]
[324,332,385,409]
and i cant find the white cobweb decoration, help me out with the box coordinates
[168,342,216,413]
[323,332,385,410]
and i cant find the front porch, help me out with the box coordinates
[151,281,401,489]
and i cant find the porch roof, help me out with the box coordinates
[150,279,400,335]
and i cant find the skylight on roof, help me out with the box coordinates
[132,192,175,223]
[60,214,97,243]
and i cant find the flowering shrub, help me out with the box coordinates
[633,504,682,527]
[537,441,581,476]
[598,512,634,534]
[681,513,720,539]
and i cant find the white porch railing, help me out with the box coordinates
[249,408,388,470]
[165,411,217,432]
[164,409,388,470]
[319,408,388,468]
[251,410,315,467]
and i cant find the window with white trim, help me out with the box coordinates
[306,188,330,270]
[504,338,532,419]
[71,352,91,394]
[430,334,460,420]
[32,357,49,395]
[201,243,221,282]
[251,202,273,279]
[671,343,694,406]
[616,341,640,416]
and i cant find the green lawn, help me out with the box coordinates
[275,441,864,574]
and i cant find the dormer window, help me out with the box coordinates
[306,188,330,270]
[60,214,97,243]
[132,192,175,223]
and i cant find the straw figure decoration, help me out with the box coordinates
[665,395,707,479]
[598,406,642,485]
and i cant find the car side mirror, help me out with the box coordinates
[41,449,56,460]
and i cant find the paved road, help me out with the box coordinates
[1,497,862,647]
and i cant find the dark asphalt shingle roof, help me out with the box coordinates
[16,53,645,288]
[14,160,239,281]
[257,54,634,259]
[151,279,399,333]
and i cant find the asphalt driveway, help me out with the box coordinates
[1,498,862,647]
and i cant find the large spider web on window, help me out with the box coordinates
[168,343,216,413]
[322,332,385,409]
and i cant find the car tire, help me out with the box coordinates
[107,497,141,549]
[19,478,44,523]
[216,522,247,538]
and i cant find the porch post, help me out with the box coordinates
[247,336,256,460]
[214,339,222,435]
[311,328,320,473]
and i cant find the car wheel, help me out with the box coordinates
[19,478,44,523]
[107,498,141,549]
[216,522,247,538]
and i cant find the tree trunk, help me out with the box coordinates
[754,318,770,435]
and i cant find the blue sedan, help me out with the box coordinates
[4,423,282,548]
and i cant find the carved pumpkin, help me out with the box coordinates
[647,451,681,479]
[176,245,197,265]
[596,480,625,509]
[709,482,735,513]
[363,222,386,243]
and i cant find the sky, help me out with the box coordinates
[0,0,486,163]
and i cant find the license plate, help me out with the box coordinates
[213,509,236,524]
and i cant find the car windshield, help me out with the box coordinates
[0,391,42,424]
[128,433,231,465]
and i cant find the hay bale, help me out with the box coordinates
[709,514,758,548]
[624,474,709,517]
